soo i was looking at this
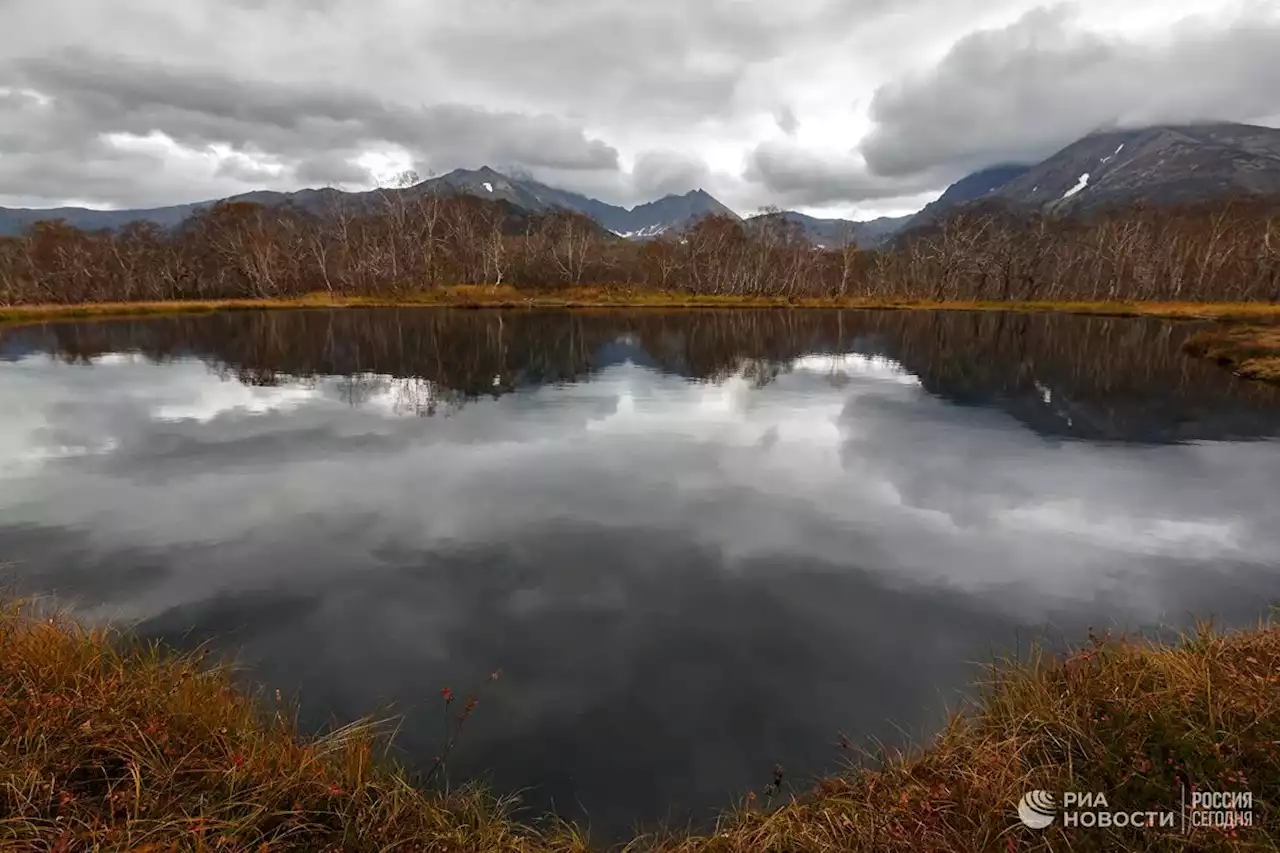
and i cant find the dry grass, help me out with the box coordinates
[635,623,1280,853]
[0,599,589,853]
[4,601,1279,852]
[4,286,1280,327]
[1184,325,1280,384]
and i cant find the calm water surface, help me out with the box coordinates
[3,308,1280,838]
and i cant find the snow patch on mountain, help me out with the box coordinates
[616,224,669,239]
[1100,143,1126,165]
[1062,173,1090,199]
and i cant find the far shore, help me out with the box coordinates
[4,286,1280,326]
[5,287,1280,385]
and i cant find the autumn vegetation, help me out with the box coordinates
[4,597,1278,852]
[1184,325,1280,384]
[2,190,1280,308]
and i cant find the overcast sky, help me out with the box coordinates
[2,0,1278,219]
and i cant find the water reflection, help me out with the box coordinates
[1,308,1279,839]
[7,308,1280,442]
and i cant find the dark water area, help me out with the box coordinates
[3,308,1280,839]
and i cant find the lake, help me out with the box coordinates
[2,308,1279,839]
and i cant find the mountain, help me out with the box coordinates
[0,188,360,237]
[895,164,1032,235]
[416,167,582,216]
[933,164,1034,208]
[989,123,1280,212]
[847,213,915,248]
[417,169,740,237]
[0,201,205,236]
[742,210,913,249]
[891,122,1280,243]
[0,166,740,241]
[7,122,1279,244]
[746,211,853,248]
[757,164,1034,249]
[610,189,740,237]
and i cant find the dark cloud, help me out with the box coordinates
[213,153,283,184]
[12,50,622,171]
[774,105,799,136]
[292,153,373,187]
[0,49,620,206]
[860,3,1280,177]
[631,150,714,198]
[744,140,945,207]
[0,143,233,209]
[411,0,874,124]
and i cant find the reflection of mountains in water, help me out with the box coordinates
[5,308,1280,443]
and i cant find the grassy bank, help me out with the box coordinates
[7,289,1280,385]
[3,600,1278,852]
[5,286,1280,327]
[1184,325,1280,384]
[0,599,582,853]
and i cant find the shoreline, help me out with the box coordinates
[5,288,1279,385]
[4,599,1276,851]
[4,287,1280,327]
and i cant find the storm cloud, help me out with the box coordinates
[859,2,1280,178]
[1,0,1276,215]
[744,141,948,208]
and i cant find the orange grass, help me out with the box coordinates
[0,598,588,853]
[4,286,1280,327]
[4,597,1280,851]
[1184,325,1280,384]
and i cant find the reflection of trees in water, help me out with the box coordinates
[7,308,1280,441]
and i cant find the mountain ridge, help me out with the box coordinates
[0,168,747,242]
[993,122,1280,211]
[4,121,1280,247]
[892,122,1280,242]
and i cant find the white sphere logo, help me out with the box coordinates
[1018,790,1057,829]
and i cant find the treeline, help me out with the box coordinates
[2,191,1280,304]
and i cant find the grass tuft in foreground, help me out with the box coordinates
[3,598,1279,852]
